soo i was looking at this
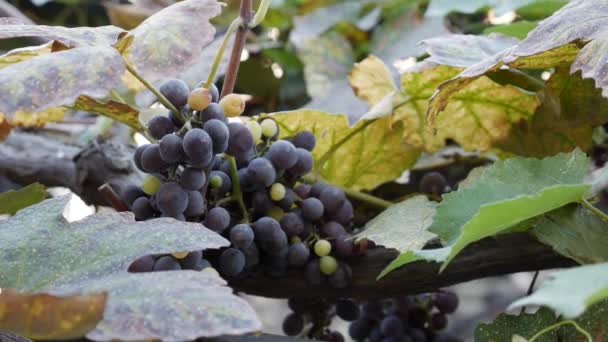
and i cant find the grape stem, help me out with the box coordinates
[204,17,242,89]
[125,63,185,123]
[302,174,393,209]
[527,320,591,342]
[250,0,271,27]
[581,198,608,223]
[316,119,374,170]
[98,183,129,212]
[226,154,250,222]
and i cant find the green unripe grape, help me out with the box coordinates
[319,255,338,275]
[210,174,223,189]
[260,119,278,138]
[268,206,285,220]
[291,236,302,244]
[314,239,332,257]
[188,88,212,111]
[245,120,262,142]
[219,93,246,117]
[142,175,161,195]
[172,251,188,259]
[269,183,286,201]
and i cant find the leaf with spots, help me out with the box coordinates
[0,41,67,69]
[272,110,420,191]
[73,96,143,132]
[0,46,125,119]
[0,291,107,340]
[0,22,126,47]
[125,0,222,83]
[0,196,261,340]
[474,308,558,342]
[0,183,46,215]
[356,195,437,253]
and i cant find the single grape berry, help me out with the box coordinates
[180,250,205,270]
[210,170,232,196]
[319,186,346,214]
[280,212,304,237]
[314,239,332,257]
[219,248,246,277]
[300,197,324,221]
[183,128,214,167]
[188,87,212,111]
[199,103,227,123]
[171,252,188,259]
[180,167,206,191]
[159,79,189,108]
[329,263,352,289]
[141,144,170,172]
[430,313,448,331]
[245,120,262,142]
[266,140,298,170]
[288,148,314,177]
[227,122,255,156]
[260,118,279,138]
[270,183,287,201]
[322,221,346,238]
[248,157,276,187]
[133,144,149,172]
[310,182,328,198]
[132,197,155,220]
[128,255,155,273]
[287,242,310,267]
[203,119,229,154]
[282,313,304,336]
[335,235,355,257]
[380,315,404,337]
[230,224,255,249]
[209,83,220,102]
[205,207,231,233]
[434,292,459,314]
[336,299,360,321]
[419,172,447,195]
[319,255,338,275]
[294,184,311,199]
[153,256,182,271]
[184,190,206,217]
[121,184,145,207]
[219,93,246,117]
[148,115,175,140]
[293,131,316,151]
[159,134,185,164]
[156,182,189,216]
[349,318,372,341]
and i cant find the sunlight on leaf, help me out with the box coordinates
[349,55,397,106]
[474,307,557,342]
[0,183,46,215]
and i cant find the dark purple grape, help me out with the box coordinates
[434,292,459,314]
[122,184,145,208]
[419,172,447,195]
[310,182,328,198]
[369,327,382,342]
[179,250,205,270]
[320,186,346,214]
[266,140,298,169]
[242,242,260,267]
[305,259,325,285]
[205,207,231,233]
[169,110,183,127]
[294,184,311,199]
[230,224,255,249]
[219,248,245,277]
[300,197,324,221]
[148,115,176,140]
[322,221,346,238]
[277,188,296,211]
[210,83,220,102]
[210,170,232,198]
[159,79,189,108]
[247,157,276,187]
[227,122,254,156]
[133,144,149,172]
[280,211,304,237]
[141,144,170,172]
[159,134,185,164]
[349,318,372,341]
[199,103,227,123]
[203,119,229,154]
[293,131,316,151]
[430,312,447,330]
[132,197,155,220]
[128,255,155,272]
[180,167,206,191]
[336,299,360,321]
[380,315,404,337]
[288,148,314,176]
[332,200,354,225]
[407,307,428,329]
[323,331,344,342]
[262,226,288,253]
[157,182,188,216]
[336,235,355,257]
[184,190,206,217]
[329,262,352,289]
[252,190,273,216]
[282,313,304,336]
[153,255,182,271]
[183,128,214,167]
[287,242,310,267]
[362,301,383,318]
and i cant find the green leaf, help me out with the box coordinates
[0,20,126,47]
[0,47,125,118]
[509,262,608,318]
[515,0,568,20]
[272,110,420,191]
[73,96,143,132]
[484,21,538,40]
[126,0,222,83]
[560,300,608,340]
[0,183,46,215]
[0,196,261,340]
[531,204,608,264]
[474,308,558,342]
[381,150,590,276]
[356,195,437,252]
[426,0,537,17]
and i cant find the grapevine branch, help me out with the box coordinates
[220,0,253,98]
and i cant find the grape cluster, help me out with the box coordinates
[347,292,460,342]
[122,78,365,285]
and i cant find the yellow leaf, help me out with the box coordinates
[74,95,143,132]
[349,55,397,105]
[0,107,67,137]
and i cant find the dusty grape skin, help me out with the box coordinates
[300,197,324,221]
[153,256,182,271]
[159,79,190,108]
[133,144,150,172]
[266,140,298,169]
[132,197,155,220]
[218,248,246,277]
[205,207,231,233]
[122,184,145,208]
[184,190,206,217]
[141,144,170,173]
[247,157,276,187]
[230,224,255,249]
[203,119,229,154]
[156,182,189,216]
[226,122,255,156]
[159,134,185,164]
[148,115,176,140]
[280,211,304,237]
[180,167,206,191]
[182,128,214,167]
[293,131,316,151]
[199,103,227,123]
[128,255,155,273]
[287,242,310,267]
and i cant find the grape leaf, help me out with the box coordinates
[474,308,557,342]
[125,0,222,84]
[483,21,538,40]
[531,204,608,265]
[0,196,262,340]
[381,150,590,276]
[426,0,537,17]
[105,2,157,30]
[421,34,520,68]
[273,110,420,191]
[0,183,46,215]
[356,196,437,253]
[560,300,608,341]
[515,0,568,20]
[73,96,143,132]
[0,46,125,118]
[0,41,67,69]
[349,55,397,105]
[0,291,107,340]
[509,263,608,318]
[0,22,126,47]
